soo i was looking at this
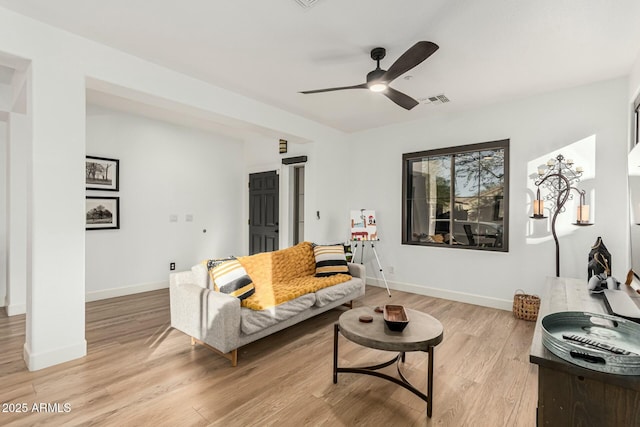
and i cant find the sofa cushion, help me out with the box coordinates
[313,244,349,277]
[315,278,363,307]
[240,293,316,335]
[240,274,352,311]
[207,258,255,300]
[191,263,209,289]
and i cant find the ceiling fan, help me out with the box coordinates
[300,41,439,110]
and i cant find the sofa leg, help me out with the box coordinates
[191,337,238,367]
[342,300,353,309]
[230,348,238,367]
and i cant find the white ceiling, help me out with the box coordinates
[1,0,640,133]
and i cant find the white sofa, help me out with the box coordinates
[169,261,365,366]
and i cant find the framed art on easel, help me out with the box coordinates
[350,209,378,241]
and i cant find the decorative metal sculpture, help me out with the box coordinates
[531,154,592,277]
[588,236,611,279]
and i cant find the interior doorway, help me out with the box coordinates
[248,170,279,254]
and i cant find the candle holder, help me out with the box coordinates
[573,192,592,226]
[531,154,592,277]
[530,188,548,219]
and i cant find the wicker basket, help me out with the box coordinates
[513,289,540,321]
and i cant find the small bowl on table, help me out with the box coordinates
[383,305,409,332]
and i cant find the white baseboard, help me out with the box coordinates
[85,281,169,302]
[366,276,512,311]
[7,302,26,316]
[24,340,87,371]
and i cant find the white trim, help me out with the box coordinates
[85,281,168,302]
[6,302,26,316]
[24,340,87,371]
[279,165,291,249]
[246,162,282,175]
[366,276,512,311]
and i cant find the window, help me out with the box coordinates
[402,139,509,251]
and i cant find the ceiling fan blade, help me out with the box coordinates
[383,87,419,110]
[300,83,367,94]
[382,41,439,83]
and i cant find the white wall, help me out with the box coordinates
[0,6,345,370]
[0,120,6,306]
[243,134,350,251]
[6,111,29,317]
[629,49,640,102]
[348,78,630,309]
[85,105,245,299]
[0,82,10,112]
[85,107,351,301]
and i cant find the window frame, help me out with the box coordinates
[401,139,510,252]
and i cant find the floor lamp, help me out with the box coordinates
[530,154,593,277]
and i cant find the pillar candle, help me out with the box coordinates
[577,204,589,222]
[534,200,544,216]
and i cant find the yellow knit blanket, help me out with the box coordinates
[238,242,351,310]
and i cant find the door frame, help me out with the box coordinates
[245,161,308,254]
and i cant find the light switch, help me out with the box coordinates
[169,214,178,222]
[185,214,193,222]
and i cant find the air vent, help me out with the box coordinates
[427,94,450,105]
[294,0,321,8]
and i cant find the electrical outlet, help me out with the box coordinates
[170,262,176,271]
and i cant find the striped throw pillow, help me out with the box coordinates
[313,244,349,277]
[205,258,255,300]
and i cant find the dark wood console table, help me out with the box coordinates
[529,277,640,426]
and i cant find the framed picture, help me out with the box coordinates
[86,196,120,230]
[86,156,119,191]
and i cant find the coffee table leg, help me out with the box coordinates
[333,323,339,384]
[427,346,434,418]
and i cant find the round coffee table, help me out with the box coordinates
[333,306,444,418]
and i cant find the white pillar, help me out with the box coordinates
[0,120,6,308]
[23,60,86,370]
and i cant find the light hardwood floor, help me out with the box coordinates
[0,286,537,426]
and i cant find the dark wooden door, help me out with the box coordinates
[249,171,279,255]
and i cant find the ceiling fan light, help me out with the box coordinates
[369,83,387,92]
